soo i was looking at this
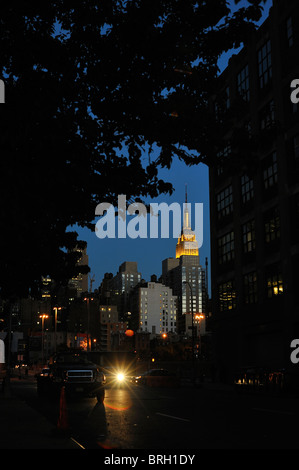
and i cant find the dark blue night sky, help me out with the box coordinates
[73,0,272,292]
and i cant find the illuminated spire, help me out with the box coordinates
[183,184,190,229]
[176,186,199,258]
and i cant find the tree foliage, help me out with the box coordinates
[0,0,266,297]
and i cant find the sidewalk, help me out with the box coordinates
[0,375,80,449]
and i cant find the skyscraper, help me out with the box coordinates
[109,261,142,320]
[175,190,199,259]
[162,191,206,337]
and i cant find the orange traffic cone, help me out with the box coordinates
[56,386,69,434]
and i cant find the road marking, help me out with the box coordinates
[156,412,190,422]
[252,407,293,416]
[70,437,86,449]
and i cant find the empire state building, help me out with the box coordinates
[162,190,206,337]
[175,196,199,258]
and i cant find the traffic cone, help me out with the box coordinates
[56,386,70,435]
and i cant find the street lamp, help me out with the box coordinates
[39,314,49,365]
[194,314,205,356]
[84,296,94,352]
[53,307,62,353]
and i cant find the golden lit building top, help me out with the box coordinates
[176,189,199,258]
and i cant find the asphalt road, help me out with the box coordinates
[12,379,299,450]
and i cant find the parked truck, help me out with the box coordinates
[36,350,105,402]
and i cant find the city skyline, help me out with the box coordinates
[72,161,211,292]
[70,0,272,293]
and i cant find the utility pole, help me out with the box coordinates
[3,303,12,397]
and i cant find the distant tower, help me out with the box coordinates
[175,185,199,258]
[163,187,206,335]
[69,246,89,297]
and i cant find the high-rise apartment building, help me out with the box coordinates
[135,281,177,336]
[209,0,299,383]
[108,262,142,320]
[99,305,127,351]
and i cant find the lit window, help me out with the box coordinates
[242,220,256,254]
[218,281,236,311]
[266,271,283,298]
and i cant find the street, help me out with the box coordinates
[10,377,299,450]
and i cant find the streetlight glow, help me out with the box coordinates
[39,314,49,365]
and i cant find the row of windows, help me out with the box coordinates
[140,322,176,329]
[217,205,281,264]
[216,99,298,178]
[216,149,283,220]
[216,99,277,176]
[218,269,284,311]
[231,16,294,105]
[140,315,176,321]
[223,38,272,110]
[217,132,299,200]
[121,274,141,280]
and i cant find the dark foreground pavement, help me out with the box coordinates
[2,372,297,451]
[0,376,80,449]
[0,373,234,450]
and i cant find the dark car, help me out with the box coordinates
[36,367,50,378]
[234,366,285,394]
[36,351,105,402]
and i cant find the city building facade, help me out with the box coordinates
[209,0,299,382]
[107,262,142,320]
[136,281,177,337]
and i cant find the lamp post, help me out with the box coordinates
[183,281,195,380]
[39,314,49,365]
[84,296,93,352]
[194,314,205,357]
[53,307,62,353]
